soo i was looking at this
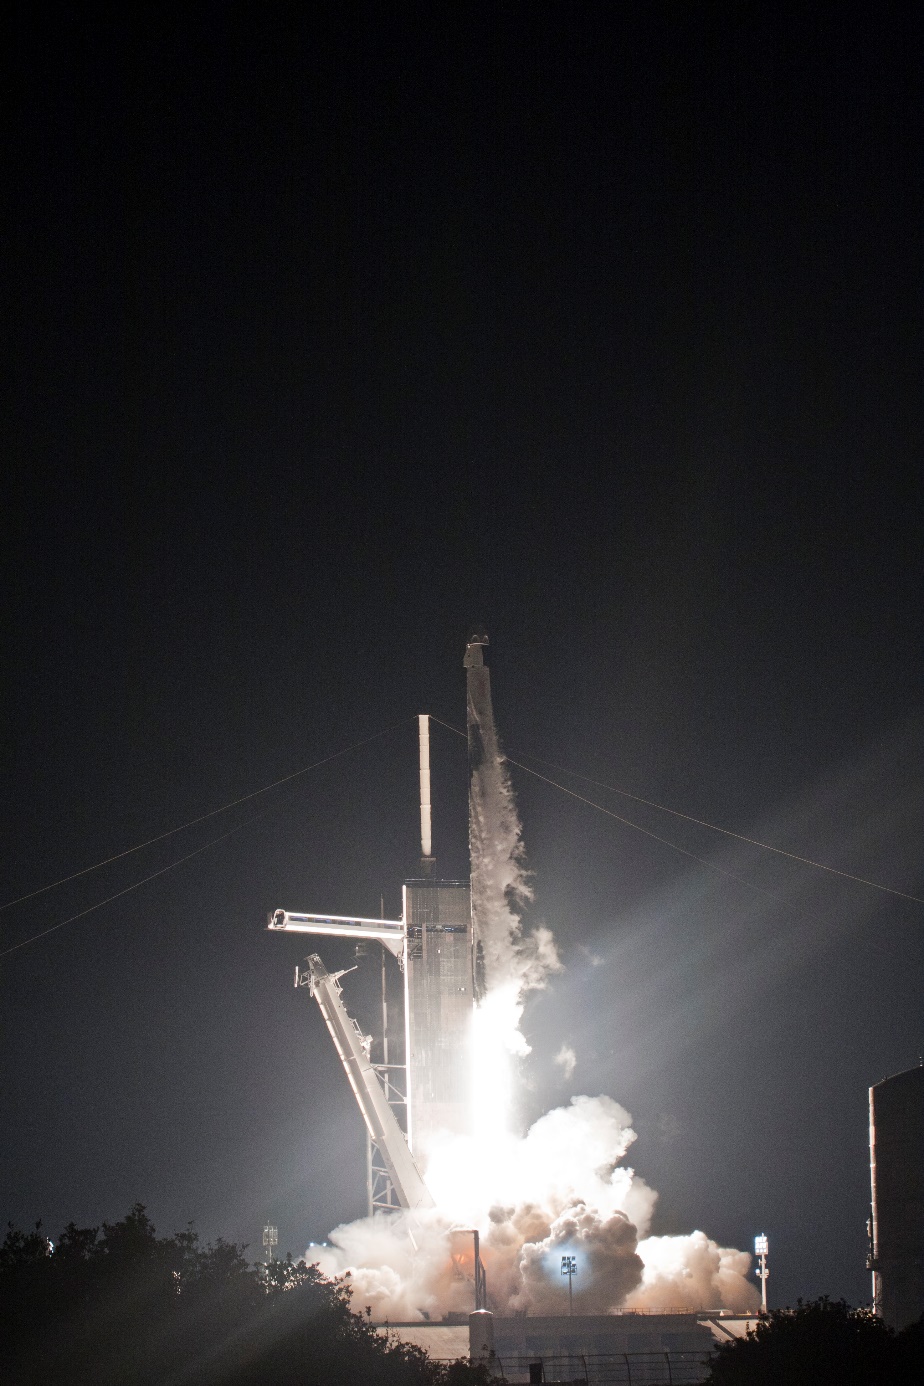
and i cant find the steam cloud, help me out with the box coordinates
[312,1096,756,1319]
[554,1043,577,1080]
[306,704,758,1320]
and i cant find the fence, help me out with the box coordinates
[480,1349,714,1384]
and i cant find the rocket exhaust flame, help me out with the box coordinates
[301,634,759,1321]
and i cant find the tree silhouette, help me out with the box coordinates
[705,1296,922,1386]
[0,1205,493,1385]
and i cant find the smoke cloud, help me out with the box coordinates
[554,1043,577,1080]
[311,1094,757,1318]
[627,1233,759,1313]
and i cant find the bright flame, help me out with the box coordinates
[470,981,528,1140]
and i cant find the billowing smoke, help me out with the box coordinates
[305,681,759,1319]
[310,1091,756,1317]
[554,1043,577,1080]
[627,1233,759,1313]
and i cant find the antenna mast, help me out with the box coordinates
[418,714,435,875]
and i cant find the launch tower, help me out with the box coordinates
[403,874,473,1157]
[268,633,497,1210]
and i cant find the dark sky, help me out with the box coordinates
[4,2,922,1312]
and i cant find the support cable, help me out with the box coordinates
[428,716,922,906]
[511,747,924,906]
[430,716,769,891]
[1,719,414,914]
[1,814,263,959]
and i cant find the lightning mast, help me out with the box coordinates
[418,713,435,875]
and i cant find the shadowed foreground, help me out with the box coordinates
[0,1205,491,1385]
[705,1296,923,1386]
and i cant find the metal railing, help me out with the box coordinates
[477,1350,714,1384]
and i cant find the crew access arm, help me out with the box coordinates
[296,953,434,1212]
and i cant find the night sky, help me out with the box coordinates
[4,3,922,1313]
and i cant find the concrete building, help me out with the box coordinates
[378,1311,755,1383]
[869,1062,924,1329]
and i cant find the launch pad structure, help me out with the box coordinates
[268,632,492,1295]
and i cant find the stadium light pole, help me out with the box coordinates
[561,1255,577,1316]
[754,1235,769,1314]
[263,1224,278,1266]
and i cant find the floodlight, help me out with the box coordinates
[753,1234,769,1313]
[560,1254,577,1314]
[263,1224,279,1262]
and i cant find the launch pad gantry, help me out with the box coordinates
[268,632,495,1221]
